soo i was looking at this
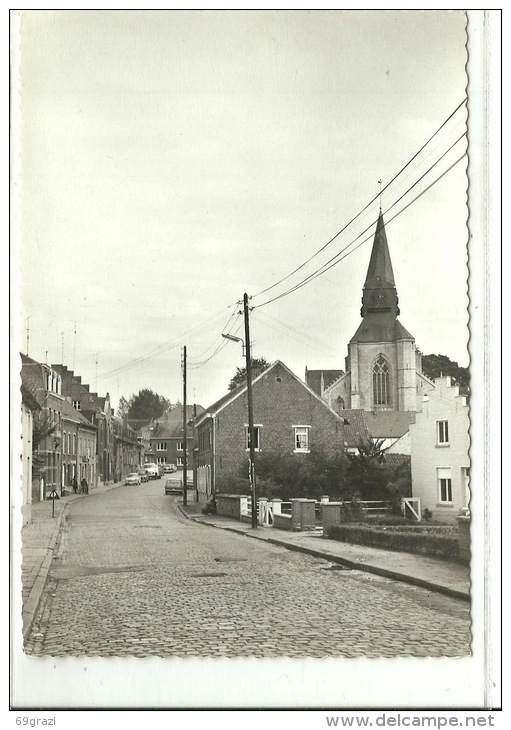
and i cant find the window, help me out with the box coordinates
[67,433,71,454]
[372,354,391,406]
[157,457,167,465]
[72,434,76,455]
[156,442,167,451]
[437,467,453,503]
[177,456,183,466]
[293,426,310,453]
[73,400,81,410]
[245,425,261,451]
[177,442,184,451]
[437,420,449,445]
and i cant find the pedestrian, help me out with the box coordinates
[72,476,78,494]
[80,477,88,494]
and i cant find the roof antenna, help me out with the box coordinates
[378,179,383,213]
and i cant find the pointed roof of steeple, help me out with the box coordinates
[364,211,395,289]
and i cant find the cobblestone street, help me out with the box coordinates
[24,481,471,658]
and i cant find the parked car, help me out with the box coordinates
[164,477,183,495]
[125,472,141,486]
[143,462,159,480]
[163,464,173,474]
[138,470,149,483]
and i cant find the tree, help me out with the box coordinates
[227,357,271,391]
[127,389,170,420]
[32,413,60,476]
[422,354,469,389]
[117,396,130,419]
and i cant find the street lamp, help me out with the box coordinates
[221,333,245,356]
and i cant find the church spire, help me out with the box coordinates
[360,211,399,317]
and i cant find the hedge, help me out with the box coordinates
[326,524,459,560]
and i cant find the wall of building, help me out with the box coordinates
[410,377,470,523]
[21,403,33,525]
[211,364,345,489]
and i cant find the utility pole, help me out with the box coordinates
[243,293,257,529]
[182,345,188,507]
[193,401,198,502]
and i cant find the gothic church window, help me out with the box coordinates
[372,354,391,406]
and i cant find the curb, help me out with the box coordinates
[178,505,470,604]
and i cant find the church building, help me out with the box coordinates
[306,211,434,449]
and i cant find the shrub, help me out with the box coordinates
[326,524,459,560]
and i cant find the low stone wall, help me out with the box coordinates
[216,494,248,520]
[273,513,293,531]
[457,516,470,564]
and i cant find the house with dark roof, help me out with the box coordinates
[194,360,347,501]
[60,397,98,491]
[148,406,205,471]
[112,416,142,481]
[21,354,66,498]
[52,364,115,486]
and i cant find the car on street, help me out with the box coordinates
[164,477,183,495]
[163,464,173,474]
[125,472,141,486]
[138,469,149,483]
[143,462,159,480]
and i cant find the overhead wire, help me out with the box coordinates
[252,97,467,300]
[253,134,467,310]
[95,302,239,382]
[94,101,468,388]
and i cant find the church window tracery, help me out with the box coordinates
[372,354,391,406]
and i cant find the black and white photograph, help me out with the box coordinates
[10,8,500,713]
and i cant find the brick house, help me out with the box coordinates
[409,376,470,522]
[21,355,66,499]
[112,416,142,481]
[148,406,204,470]
[194,360,347,500]
[60,397,98,491]
[52,364,115,486]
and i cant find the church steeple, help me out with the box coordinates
[360,211,400,318]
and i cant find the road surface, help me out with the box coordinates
[25,479,471,658]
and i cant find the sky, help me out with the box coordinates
[16,9,470,412]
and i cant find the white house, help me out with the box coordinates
[409,376,470,522]
[21,385,40,525]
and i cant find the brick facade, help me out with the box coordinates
[196,361,346,493]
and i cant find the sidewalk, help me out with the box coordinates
[178,501,471,602]
[20,482,124,641]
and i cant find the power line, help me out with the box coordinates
[254,140,467,310]
[252,98,467,300]
[95,303,239,382]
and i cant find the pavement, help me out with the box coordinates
[20,486,470,643]
[177,500,471,602]
[20,481,124,641]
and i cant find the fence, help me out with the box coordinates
[216,494,392,530]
